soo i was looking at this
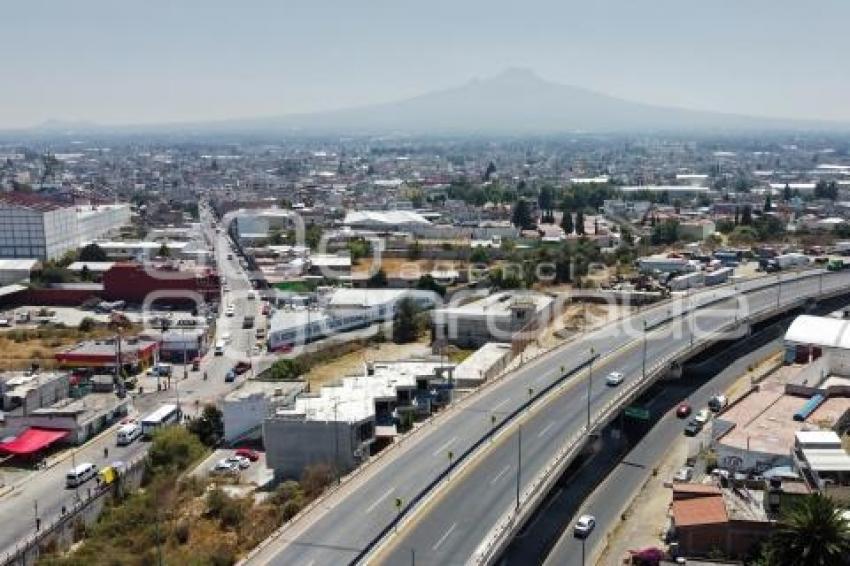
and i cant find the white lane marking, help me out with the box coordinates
[490,465,511,485]
[432,436,457,457]
[492,398,510,411]
[432,522,457,551]
[537,421,555,438]
[365,488,394,514]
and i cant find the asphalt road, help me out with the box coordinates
[0,204,263,559]
[541,338,785,566]
[247,269,850,566]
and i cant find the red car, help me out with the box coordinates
[233,360,252,375]
[235,448,259,461]
[676,403,692,418]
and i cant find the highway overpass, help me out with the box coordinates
[244,269,850,566]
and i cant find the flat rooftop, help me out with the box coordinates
[454,343,513,384]
[435,291,552,318]
[716,381,850,456]
[273,360,452,423]
[224,379,304,403]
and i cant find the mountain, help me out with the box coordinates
[221,68,841,135]
[5,69,846,137]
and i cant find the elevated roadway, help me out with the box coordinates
[246,269,850,566]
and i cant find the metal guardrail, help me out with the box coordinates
[469,271,850,565]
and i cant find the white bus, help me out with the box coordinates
[141,404,181,438]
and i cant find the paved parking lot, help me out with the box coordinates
[191,447,272,490]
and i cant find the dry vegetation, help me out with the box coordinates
[0,324,137,371]
[39,428,334,566]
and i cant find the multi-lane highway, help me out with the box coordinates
[246,269,850,566]
[0,205,261,559]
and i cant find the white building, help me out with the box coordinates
[0,193,130,260]
[222,380,303,444]
[0,259,40,285]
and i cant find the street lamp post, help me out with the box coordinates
[642,320,648,380]
[586,347,594,434]
[776,273,781,308]
[515,424,522,511]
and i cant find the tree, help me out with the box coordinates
[416,274,446,297]
[78,317,96,332]
[561,209,574,235]
[740,205,753,226]
[650,220,680,245]
[511,199,534,230]
[147,426,206,474]
[716,218,735,234]
[758,494,850,566]
[158,243,171,258]
[538,185,555,215]
[266,358,304,381]
[79,243,107,262]
[783,183,793,202]
[470,247,490,264]
[188,405,224,447]
[483,161,497,181]
[407,240,422,260]
[575,209,586,235]
[392,298,420,344]
[814,180,839,201]
[367,268,388,288]
[764,193,773,212]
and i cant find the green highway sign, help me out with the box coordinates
[624,406,650,421]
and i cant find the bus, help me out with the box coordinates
[141,404,181,438]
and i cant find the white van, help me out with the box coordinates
[214,339,226,356]
[66,462,98,488]
[116,423,142,446]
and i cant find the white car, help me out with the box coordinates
[605,371,625,386]
[694,408,711,425]
[674,466,694,482]
[225,455,251,469]
[573,514,596,537]
[210,459,239,475]
[225,304,235,317]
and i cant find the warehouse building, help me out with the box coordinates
[0,193,130,260]
[432,291,554,348]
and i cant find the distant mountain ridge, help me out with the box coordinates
[8,68,849,136]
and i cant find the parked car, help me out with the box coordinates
[684,419,703,436]
[605,371,625,386]
[225,369,237,383]
[573,514,596,538]
[225,455,251,469]
[235,448,259,461]
[708,395,728,412]
[226,304,235,317]
[694,408,711,425]
[210,459,239,475]
[233,361,251,375]
[676,403,692,418]
[674,466,694,482]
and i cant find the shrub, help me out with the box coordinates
[78,317,96,332]
[173,520,190,544]
[147,426,206,474]
[301,463,334,500]
[281,500,303,521]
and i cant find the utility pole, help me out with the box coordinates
[334,400,340,484]
[642,320,648,380]
[587,348,594,433]
[776,273,781,308]
[515,424,522,511]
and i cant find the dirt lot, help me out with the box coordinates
[304,337,432,390]
[0,325,135,371]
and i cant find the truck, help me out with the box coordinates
[242,315,255,329]
[774,253,810,270]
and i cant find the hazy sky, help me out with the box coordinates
[2,0,848,128]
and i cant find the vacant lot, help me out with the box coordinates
[0,325,136,371]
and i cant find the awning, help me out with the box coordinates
[0,428,69,455]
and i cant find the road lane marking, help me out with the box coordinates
[490,465,511,485]
[492,398,510,412]
[432,522,457,551]
[537,421,555,438]
[431,436,457,457]
[365,489,394,514]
